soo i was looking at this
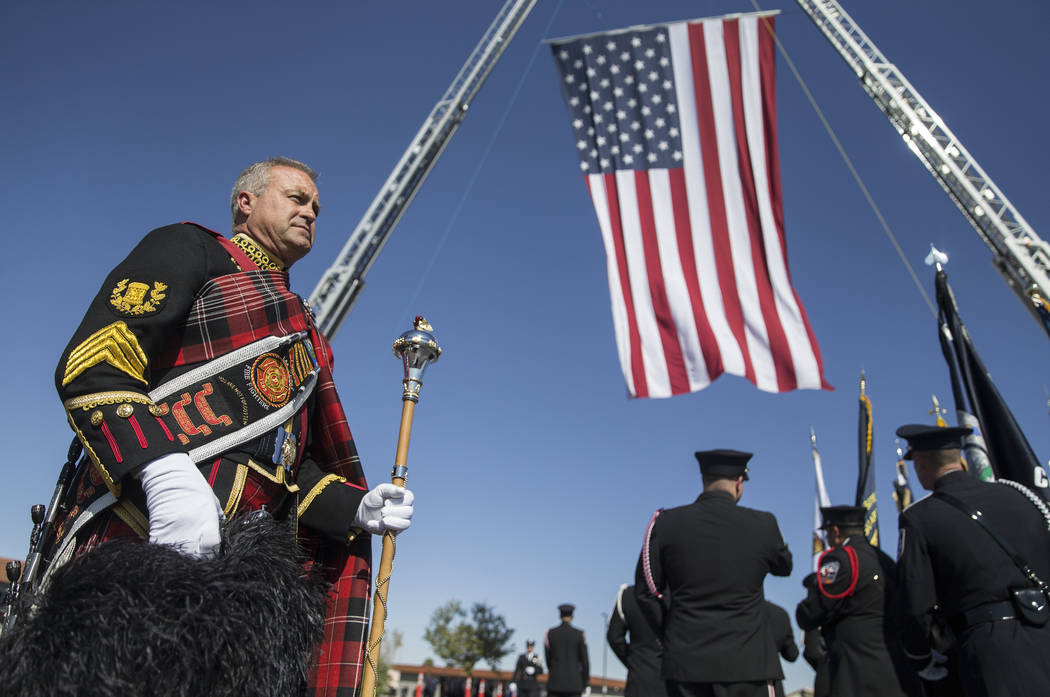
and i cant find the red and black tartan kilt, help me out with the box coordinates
[70,467,372,697]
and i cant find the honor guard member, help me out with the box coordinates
[894,424,1050,697]
[635,449,792,697]
[545,603,590,697]
[51,158,414,694]
[510,639,544,697]
[796,505,917,697]
[607,584,667,697]
[762,601,798,697]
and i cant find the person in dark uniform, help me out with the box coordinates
[510,639,544,697]
[796,505,917,697]
[635,449,792,697]
[607,584,667,697]
[49,157,414,694]
[801,628,830,697]
[894,424,1050,697]
[762,601,798,697]
[545,603,590,697]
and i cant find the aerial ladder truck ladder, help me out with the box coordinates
[308,0,536,337]
[794,0,1050,337]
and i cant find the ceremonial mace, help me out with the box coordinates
[360,315,442,697]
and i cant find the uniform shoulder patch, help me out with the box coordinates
[817,545,859,599]
[818,558,841,584]
[109,278,168,317]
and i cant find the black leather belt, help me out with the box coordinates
[951,600,1016,634]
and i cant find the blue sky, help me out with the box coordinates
[3,0,1048,692]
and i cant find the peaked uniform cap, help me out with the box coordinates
[694,449,752,480]
[558,603,575,616]
[895,424,972,459]
[819,505,866,530]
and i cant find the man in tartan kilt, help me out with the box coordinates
[50,157,410,696]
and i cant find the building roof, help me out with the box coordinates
[391,663,626,690]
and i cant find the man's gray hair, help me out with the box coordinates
[230,157,318,225]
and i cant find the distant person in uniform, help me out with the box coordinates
[801,628,830,697]
[510,639,544,697]
[545,603,590,697]
[796,505,918,697]
[894,424,1050,697]
[607,584,667,697]
[635,449,793,697]
[762,601,798,697]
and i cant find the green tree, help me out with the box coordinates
[471,602,515,670]
[423,601,515,672]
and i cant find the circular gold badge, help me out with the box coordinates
[90,410,104,427]
[116,403,134,418]
[250,353,292,408]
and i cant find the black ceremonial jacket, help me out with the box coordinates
[896,471,1050,697]
[545,621,590,693]
[802,629,830,697]
[511,650,543,687]
[635,490,792,683]
[796,538,915,697]
[54,224,366,541]
[607,584,666,697]
[764,600,799,665]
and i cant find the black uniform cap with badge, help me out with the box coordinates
[558,603,575,617]
[895,423,972,459]
[694,449,751,480]
[819,505,866,531]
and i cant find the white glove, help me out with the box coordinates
[508,683,517,693]
[584,687,591,696]
[917,650,948,681]
[353,483,414,534]
[135,452,224,558]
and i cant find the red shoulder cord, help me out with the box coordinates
[817,545,860,599]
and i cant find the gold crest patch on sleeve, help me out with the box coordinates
[109,279,167,316]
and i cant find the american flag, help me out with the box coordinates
[550,12,830,397]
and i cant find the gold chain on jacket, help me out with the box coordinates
[231,234,285,271]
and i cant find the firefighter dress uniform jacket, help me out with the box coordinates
[796,538,916,697]
[635,490,792,684]
[545,622,590,695]
[896,470,1050,697]
[607,584,667,697]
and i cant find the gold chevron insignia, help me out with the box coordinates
[62,321,149,386]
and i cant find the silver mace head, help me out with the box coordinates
[393,315,442,402]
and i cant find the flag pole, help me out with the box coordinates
[856,370,879,547]
[892,441,913,514]
[810,427,831,571]
[360,316,442,697]
[929,394,948,427]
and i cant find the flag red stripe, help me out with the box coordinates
[590,174,649,397]
[669,167,722,381]
[688,22,756,386]
[723,19,796,392]
[635,171,690,395]
[756,19,831,389]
